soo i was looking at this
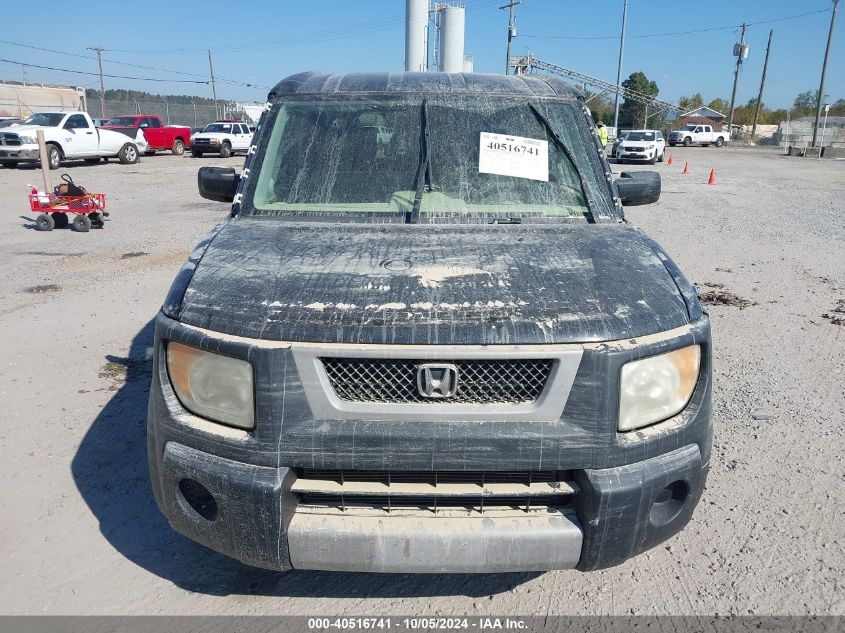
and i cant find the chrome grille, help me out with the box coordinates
[293,469,576,513]
[321,358,553,404]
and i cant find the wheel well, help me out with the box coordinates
[46,141,63,156]
[174,136,185,143]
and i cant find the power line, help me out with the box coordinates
[104,0,504,55]
[521,7,831,41]
[0,39,267,89]
[0,58,210,83]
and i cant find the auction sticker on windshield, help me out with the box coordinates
[478,132,549,182]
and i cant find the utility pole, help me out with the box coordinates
[613,0,628,133]
[501,1,520,74]
[87,47,106,118]
[727,23,747,139]
[751,30,773,139]
[813,0,839,147]
[208,49,219,119]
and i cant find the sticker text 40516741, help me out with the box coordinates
[478,132,549,182]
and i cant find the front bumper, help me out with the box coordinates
[155,440,705,572]
[148,314,712,573]
[617,149,656,161]
[0,146,39,162]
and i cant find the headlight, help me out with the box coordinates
[618,345,700,431]
[646,144,655,149]
[19,135,37,145]
[166,342,255,429]
[210,138,221,144]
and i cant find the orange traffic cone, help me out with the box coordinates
[682,162,689,174]
[667,154,673,165]
[708,168,716,185]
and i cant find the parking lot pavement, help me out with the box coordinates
[0,147,843,616]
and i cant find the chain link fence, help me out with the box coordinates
[88,100,229,127]
[1,97,253,128]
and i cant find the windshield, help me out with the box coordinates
[249,96,613,221]
[203,123,234,133]
[625,131,656,141]
[684,124,698,131]
[105,116,137,126]
[23,113,65,127]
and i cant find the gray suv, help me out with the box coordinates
[147,72,712,573]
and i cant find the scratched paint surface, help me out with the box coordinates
[176,220,691,345]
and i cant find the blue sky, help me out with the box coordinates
[1,0,841,109]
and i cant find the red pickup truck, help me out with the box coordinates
[102,115,191,155]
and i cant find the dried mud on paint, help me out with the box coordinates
[98,355,153,390]
[821,299,845,326]
[695,282,755,309]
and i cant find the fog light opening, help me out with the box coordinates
[649,480,689,527]
[178,478,218,522]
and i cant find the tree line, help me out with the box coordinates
[84,88,218,106]
[587,71,845,129]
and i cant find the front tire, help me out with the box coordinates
[1,161,18,168]
[118,143,139,164]
[35,213,55,231]
[172,139,185,155]
[219,142,232,158]
[73,214,91,232]
[683,137,692,147]
[46,144,62,170]
[191,150,203,158]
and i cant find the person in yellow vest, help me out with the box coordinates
[596,120,608,148]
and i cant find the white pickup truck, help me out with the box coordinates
[0,111,148,169]
[667,124,728,147]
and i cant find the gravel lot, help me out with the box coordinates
[0,147,842,616]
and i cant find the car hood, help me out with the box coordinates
[2,125,46,134]
[173,220,697,345]
[191,133,226,140]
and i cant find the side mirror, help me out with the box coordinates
[198,166,240,203]
[616,171,661,206]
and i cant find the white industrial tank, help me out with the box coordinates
[439,4,466,73]
[405,0,429,72]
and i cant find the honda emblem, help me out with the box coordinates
[417,363,459,399]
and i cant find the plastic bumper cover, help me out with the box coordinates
[152,441,706,573]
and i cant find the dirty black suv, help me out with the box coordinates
[147,72,712,573]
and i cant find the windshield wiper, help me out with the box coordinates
[528,103,597,224]
[407,100,432,224]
